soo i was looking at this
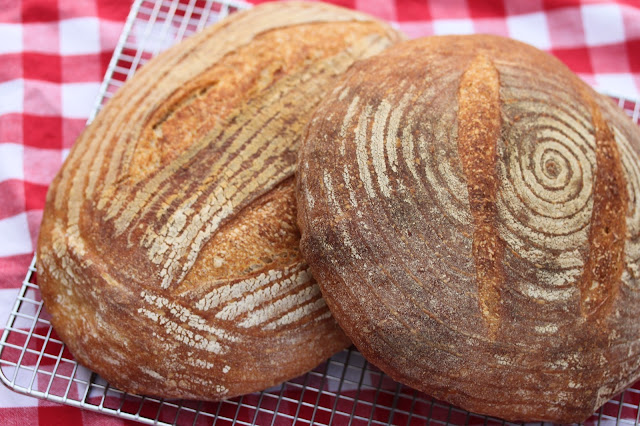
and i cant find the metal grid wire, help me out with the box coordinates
[2,0,640,424]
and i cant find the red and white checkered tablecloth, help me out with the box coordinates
[0,0,638,424]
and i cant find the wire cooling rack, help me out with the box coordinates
[2,0,640,424]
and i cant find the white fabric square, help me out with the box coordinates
[433,19,474,35]
[59,17,100,55]
[73,364,94,400]
[0,213,33,257]
[0,288,19,333]
[131,19,178,54]
[582,4,625,46]
[0,143,24,182]
[0,24,22,54]
[2,283,38,330]
[0,79,24,115]
[506,12,551,50]
[594,74,639,100]
[61,82,100,119]
[0,366,39,408]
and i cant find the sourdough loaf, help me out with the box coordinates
[36,2,403,400]
[296,34,640,422]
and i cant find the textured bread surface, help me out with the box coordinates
[36,2,403,400]
[296,34,640,422]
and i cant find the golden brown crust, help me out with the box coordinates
[296,34,640,422]
[457,53,504,338]
[37,2,403,400]
[577,92,628,321]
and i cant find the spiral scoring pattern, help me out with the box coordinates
[297,35,640,422]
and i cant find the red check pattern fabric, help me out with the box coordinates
[0,0,639,424]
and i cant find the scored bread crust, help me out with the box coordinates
[36,2,403,400]
[296,35,640,423]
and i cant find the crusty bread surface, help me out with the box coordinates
[36,2,403,400]
[296,34,640,422]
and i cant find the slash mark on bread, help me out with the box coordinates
[578,92,628,321]
[457,54,504,338]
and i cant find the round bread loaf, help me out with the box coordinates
[36,2,403,400]
[296,34,640,422]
